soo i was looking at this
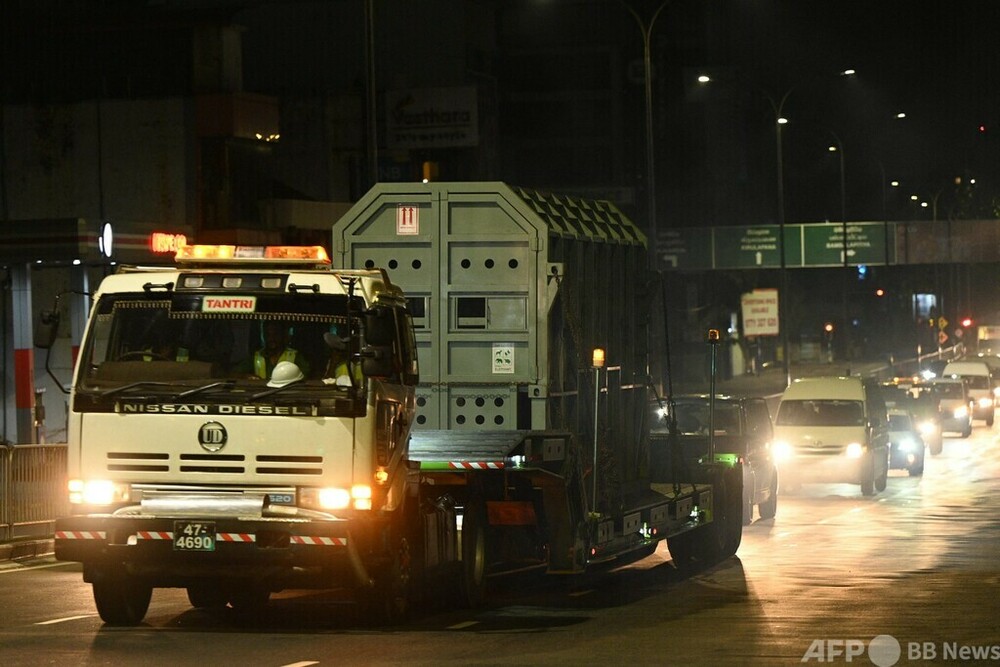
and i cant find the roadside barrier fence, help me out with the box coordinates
[0,444,68,543]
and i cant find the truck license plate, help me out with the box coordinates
[173,520,216,551]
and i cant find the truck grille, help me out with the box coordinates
[105,452,324,475]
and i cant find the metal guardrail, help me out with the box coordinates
[0,444,69,542]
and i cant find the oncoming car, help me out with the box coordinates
[772,376,890,496]
[928,377,973,438]
[887,409,925,476]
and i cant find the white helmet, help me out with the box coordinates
[267,361,304,387]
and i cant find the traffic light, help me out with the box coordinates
[961,317,974,328]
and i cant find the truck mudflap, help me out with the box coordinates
[54,512,376,589]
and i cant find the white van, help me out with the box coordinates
[942,360,995,425]
[773,376,890,496]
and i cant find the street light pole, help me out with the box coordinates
[826,129,849,371]
[768,91,793,388]
[620,0,671,267]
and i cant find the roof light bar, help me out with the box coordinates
[175,244,330,266]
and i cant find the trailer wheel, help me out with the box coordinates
[92,571,152,626]
[929,437,943,455]
[874,455,888,492]
[460,500,488,608]
[758,470,778,520]
[666,530,696,568]
[187,584,228,609]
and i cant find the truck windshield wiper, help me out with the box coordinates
[249,381,305,402]
[172,380,236,400]
[97,381,172,398]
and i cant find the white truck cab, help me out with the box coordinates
[54,245,425,625]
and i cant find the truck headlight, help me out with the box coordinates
[953,405,969,419]
[845,442,864,459]
[918,420,938,436]
[299,485,373,511]
[978,397,993,408]
[68,479,129,506]
[896,437,917,452]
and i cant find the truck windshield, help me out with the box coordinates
[76,291,362,392]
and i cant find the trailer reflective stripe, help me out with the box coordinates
[450,461,504,470]
[55,530,106,540]
[217,533,255,543]
[136,531,172,540]
[290,536,347,546]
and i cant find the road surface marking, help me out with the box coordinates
[36,615,97,625]
[0,561,69,575]
[448,621,479,630]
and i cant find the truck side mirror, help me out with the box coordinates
[34,309,61,349]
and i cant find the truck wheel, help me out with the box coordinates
[92,573,152,626]
[988,411,995,427]
[228,585,270,612]
[758,471,778,520]
[962,422,972,438]
[187,584,228,609]
[362,531,413,625]
[459,500,488,608]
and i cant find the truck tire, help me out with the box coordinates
[361,530,413,625]
[961,421,972,438]
[92,572,152,626]
[459,500,488,608]
[758,471,778,520]
[988,411,995,427]
[228,585,270,612]
[187,584,228,609]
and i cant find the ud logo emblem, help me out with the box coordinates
[198,422,228,452]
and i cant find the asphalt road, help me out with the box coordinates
[1,416,998,666]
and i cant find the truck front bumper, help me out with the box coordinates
[54,512,379,590]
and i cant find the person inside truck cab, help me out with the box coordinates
[250,322,310,380]
[323,327,362,386]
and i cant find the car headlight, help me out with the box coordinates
[772,440,794,463]
[845,442,864,459]
[918,420,938,436]
[953,405,969,419]
[896,437,917,452]
[978,397,993,408]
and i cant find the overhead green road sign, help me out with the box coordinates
[714,225,803,268]
[659,221,895,270]
[659,227,713,269]
[802,222,892,266]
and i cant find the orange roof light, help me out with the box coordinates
[175,244,330,265]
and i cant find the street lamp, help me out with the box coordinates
[620,0,671,267]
